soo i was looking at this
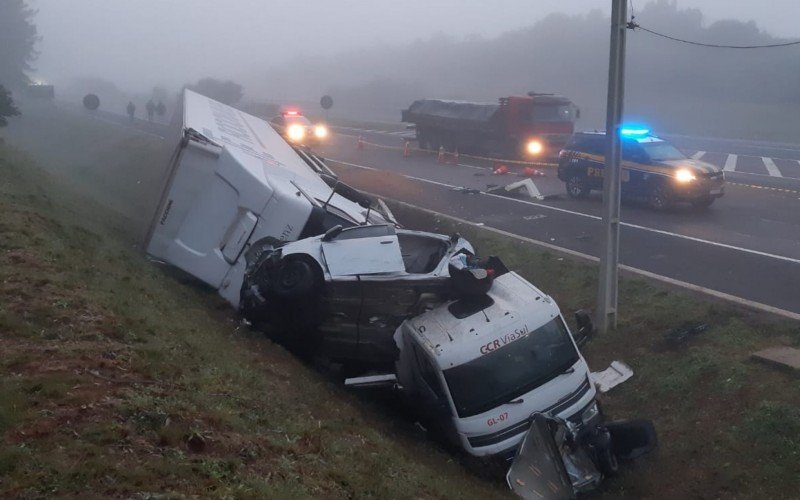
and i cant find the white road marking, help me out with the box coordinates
[723,154,737,172]
[691,151,706,160]
[382,197,800,322]
[762,157,783,177]
[329,157,800,265]
[456,162,489,171]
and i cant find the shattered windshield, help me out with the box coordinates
[443,317,579,418]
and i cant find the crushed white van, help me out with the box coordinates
[145,90,384,306]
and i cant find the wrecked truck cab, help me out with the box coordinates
[239,224,474,364]
[394,271,600,458]
[145,90,382,306]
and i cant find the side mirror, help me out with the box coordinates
[575,108,581,119]
[322,225,343,242]
[573,310,595,346]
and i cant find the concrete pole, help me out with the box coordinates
[597,0,628,334]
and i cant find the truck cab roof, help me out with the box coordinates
[407,272,560,370]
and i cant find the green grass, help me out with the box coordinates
[0,110,506,498]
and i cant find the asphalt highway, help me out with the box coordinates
[315,128,800,318]
[51,104,799,318]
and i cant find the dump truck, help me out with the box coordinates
[401,93,579,160]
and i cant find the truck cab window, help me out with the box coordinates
[413,344,446,400]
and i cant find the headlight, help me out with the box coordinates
[526,140,544,156]
[287,124,305,142]
[314,125,328,139]
[581,401,601,425]
[675,168,696,183]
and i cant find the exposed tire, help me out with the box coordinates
[272,259,318,298]
[691,196,715,210]
[648,185,673,211]
[566,175,590,199]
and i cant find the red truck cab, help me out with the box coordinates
[498,93,578,158]
[402,92,579,160]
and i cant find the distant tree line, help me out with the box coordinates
[260,0,800,139]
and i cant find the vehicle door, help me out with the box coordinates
[580,136,606,190]
[406,337,454,428]
[321,225,408,359]
[621,140,648,197]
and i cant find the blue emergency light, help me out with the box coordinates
[620,126,650,137]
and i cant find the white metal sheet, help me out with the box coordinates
[323,235,405,277]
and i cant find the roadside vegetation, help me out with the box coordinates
[2,105,799,498]
[0,110,505,498]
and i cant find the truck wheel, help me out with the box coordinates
[566,175,590,199]
[648,185,673,211]
[273,259,318,298]
[691,196,715,210]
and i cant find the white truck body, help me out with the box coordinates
[395,272,597,457]
[145,90,375,306]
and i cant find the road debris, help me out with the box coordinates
[592,361,634,393]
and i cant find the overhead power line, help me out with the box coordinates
[628,21,800,49]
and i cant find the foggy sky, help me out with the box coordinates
[31,0,800,96]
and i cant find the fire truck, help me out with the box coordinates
[402,92,579,160]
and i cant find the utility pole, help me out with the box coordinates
[597,0,628,334]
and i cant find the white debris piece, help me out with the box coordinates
[487,178,544,200]
[592,361,634,393]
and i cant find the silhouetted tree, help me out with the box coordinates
[186,78,244,105]
[0,0,39,90]
[0,85,21,127]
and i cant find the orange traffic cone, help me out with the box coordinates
[437,145,446,164]
[493,164,509,175]
[450,149,460,165]
[403,140,411,158]
[357,135,364,150]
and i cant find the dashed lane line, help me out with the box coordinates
[762,157,783,178]
[724,154,737,172]
[691,151,706,160]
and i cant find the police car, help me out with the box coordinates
[270,110,329,146]
[557,129,725,209]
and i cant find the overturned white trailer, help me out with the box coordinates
[145,90,383,305]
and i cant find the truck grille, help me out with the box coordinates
[467,378,592,448]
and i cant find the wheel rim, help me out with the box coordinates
[567,177,584,196]
[651,190,669,209]
[279,265,301,289]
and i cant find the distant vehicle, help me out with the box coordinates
[270,109,328,146]
[401,92,579,159]
[557,129,725,210]
[145,90,385,306]
[26,83,55,101]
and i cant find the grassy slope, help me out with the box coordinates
[0,111,505,498]
[388,201,800,499]
[2,104,799,498]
